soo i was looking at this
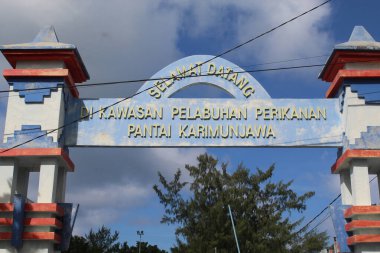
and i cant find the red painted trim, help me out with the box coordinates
[0,218,61,228]
[0,203,13,212]
[0,232,11,240]
[326,69,380,98]
[345,206,380,218]
[331,149,380,173]
[347,234,380,245]
[1,50,89,83]
[4,68,69,78]
[61,150,75,172]
[25,218,62,228]
[23,232,61,242]
[3,68,78,97]
[0,148,74,171]
[0,218,12,226]
[346,220,380,231]
[25,203,64,216]
[0,232,61,242]
[0,203,64,216]
[320,51,380,82]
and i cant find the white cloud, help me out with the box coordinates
[67,182,151,234]
[66,147,204,232]
[0,0,183,98]
[235,0,331,61]
[163,0,332,64]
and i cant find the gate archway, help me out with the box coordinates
[1,25,380,253]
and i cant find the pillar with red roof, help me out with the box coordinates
[0,26,89,253]
[321,26,380,253]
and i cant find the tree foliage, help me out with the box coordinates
[153,153,328,253]
[65,225,167,253]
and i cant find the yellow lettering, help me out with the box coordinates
[148,88,161,99]
[208,63,216,74]
[224,67,233,79]
[128,124,135,137]
[235,76,248,89]
[267,125,275,138]
[317,107,327,120]
[99,106,106,119]
[242,86,255,98]
[228,72,238,83]
[188,64,197,76]
[255,108,263,120]
[80,106,92,119]
[179,124,188,138]
[108,107,116,119]
[172,107,179,119]
[215,66,225,77]
[176,66,187,79]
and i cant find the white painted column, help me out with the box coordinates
[350,160,371,206]
[37,158,59,203]
[18,242,56,253]
[0,159,18,203]
[340,170,353,205]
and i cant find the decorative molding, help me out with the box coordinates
[13,81,60,103]
[331,149,380,173]
[1,50,89,83]
[4,125,58,148]
[326,69,380,98]
[347,235,380,245]
[4,69,78,98]
[350,83,380,104]
[0,147,74,171]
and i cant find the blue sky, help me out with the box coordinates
[1,0,380,251]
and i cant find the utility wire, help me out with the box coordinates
[297,175,378,235]
[0,61,328,102]
[0,63,326,94]
[3,58,380,102]
[238,54,329,69]
[204,0,332,63]
[4,56,380,95]
[305,213,331,235]
[0,0,333,153]
[296,194,341,234]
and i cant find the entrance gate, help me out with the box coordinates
[0,25,380,253]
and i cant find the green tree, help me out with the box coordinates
[65,226,121,253]
[65,226,167,253]
[153,153,328,253]
[66,235,89,253]
[128,242,168,253]
[291,230,329,253]
[86,226,121,253]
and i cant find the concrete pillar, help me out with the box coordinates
[19,242,57,253]
[55,168,67,203]
[350,160,371,206]
[0,159,18,203]
[37,158,59,203]
[340,170,353,205]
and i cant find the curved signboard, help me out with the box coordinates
[65,55,343,147]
